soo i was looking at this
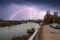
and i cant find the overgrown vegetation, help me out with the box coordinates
[12,28,35,40]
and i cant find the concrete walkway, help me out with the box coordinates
[40,25,58,40]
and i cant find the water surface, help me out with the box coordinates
[0,22,39,40]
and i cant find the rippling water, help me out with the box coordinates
[0,22,39,40]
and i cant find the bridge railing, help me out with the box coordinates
[28,26,41,40]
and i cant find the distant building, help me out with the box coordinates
[44,11,60,24]
[46,10,50,14]
[54,12,58,17]
[57,16,60,24]
[53,12,58,23]
[44,11,53,24]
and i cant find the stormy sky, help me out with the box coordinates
[0,0,60,20]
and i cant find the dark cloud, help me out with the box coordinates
[0,0,60,8]
[0,0,60,4]
[0,0,60,9]
[0,0,60,20]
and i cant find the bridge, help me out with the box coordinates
[28,25,60,40]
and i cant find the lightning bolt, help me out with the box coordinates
[10,6,37,20]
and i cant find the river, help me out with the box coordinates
[0,22,40,40]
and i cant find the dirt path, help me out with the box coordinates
[40,25,58,40]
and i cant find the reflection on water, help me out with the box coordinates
[0,22,39,40]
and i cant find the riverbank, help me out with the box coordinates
[12,28,35,40]
[0,20,27,27]
[0,22,39,40]
[0,20,41,27]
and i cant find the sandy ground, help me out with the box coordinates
[48,25,60,40]
[40,25,58,40]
